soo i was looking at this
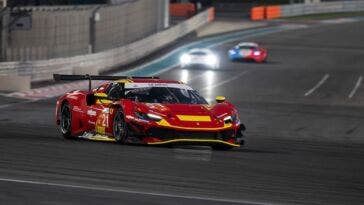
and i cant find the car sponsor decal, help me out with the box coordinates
[102,108,110,114]
[73,106,82,112]
[88,120,96,125]
[87,109,96,116]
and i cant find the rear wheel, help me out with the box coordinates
[113,108,128,144]
[59,102,73,139]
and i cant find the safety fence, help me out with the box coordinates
[0,7,215,83]
[250,0,364,20]
[1,0,166,61]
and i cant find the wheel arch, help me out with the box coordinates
[56,99,70,125]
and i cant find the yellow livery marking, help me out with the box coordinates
[148,139,240,147]
[176,115,211,122]
[215,96,226,101]
[96,99,113,105]
[89,135,116,142]
[116,79,133,83]
[157,119,232,130]
[94,92,108,97]
[95,126,106,134]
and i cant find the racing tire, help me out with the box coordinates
[113,108,129,144]
[59,102,73,139]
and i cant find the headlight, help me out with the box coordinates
[229,50,236,55]
[135,112,149,121]
[180,54,191,64]
[223,114,239,124]
[223,116,233,124]
[253,51,261,56]
[146,113,162,121]
[135,112,162,122]
[206,55,217,63]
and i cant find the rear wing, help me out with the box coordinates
[53,74,159,91]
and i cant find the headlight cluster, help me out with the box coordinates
[223,114,239,124]
[180,54,191,64]
[205,54,218,67]
[229,50,236,55]
[135,112,162,122]
[253,51,261,56]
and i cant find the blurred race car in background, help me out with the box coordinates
[54,74,245,150]
[228,42,267,63]
[180,48,220,69]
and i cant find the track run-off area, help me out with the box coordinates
[1,20,364,205]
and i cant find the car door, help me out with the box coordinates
[90,82,123,136]
[85,84,110,134]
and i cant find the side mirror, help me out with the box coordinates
[215,96,226,103]
[86,93,96,106]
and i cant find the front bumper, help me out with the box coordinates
[143,127,240,147]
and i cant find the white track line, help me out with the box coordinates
[348,76,363,99]
[304,74,330,96]
[0,177,272,205]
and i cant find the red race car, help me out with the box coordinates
[54,74,245,150]
[228,42,267,63]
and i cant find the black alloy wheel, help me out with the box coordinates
[113,108,128,144]
[60,102,72,139]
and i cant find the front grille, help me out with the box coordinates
[148,128,234,141]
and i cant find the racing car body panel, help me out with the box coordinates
[55,76,245,149]
[228,42,267,63]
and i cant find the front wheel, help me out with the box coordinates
[59,102,73,139]
[113,108,129,144]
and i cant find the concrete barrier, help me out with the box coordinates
[280,1,364,17]
[0,7,214,86]
[73,67,99,75]
[0,75,31,92]
[250,1,364,20]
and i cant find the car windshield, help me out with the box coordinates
[189,51,208,56]
[125,87,208,104]
[237,46,256,49]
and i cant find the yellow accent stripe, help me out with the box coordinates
[96,99,113,105]
[89,135,116,142]
[157,119,232,131]
[94,92,108,97]
[148,139,240,147]
[116,79,133,83]
[176,115,211,122]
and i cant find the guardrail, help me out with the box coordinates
[0,7,215,85]
[251,0,364,20]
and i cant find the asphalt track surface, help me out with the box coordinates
[1,21,364,205]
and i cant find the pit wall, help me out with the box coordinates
[0,8,215,84]
[250,1,364,20]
